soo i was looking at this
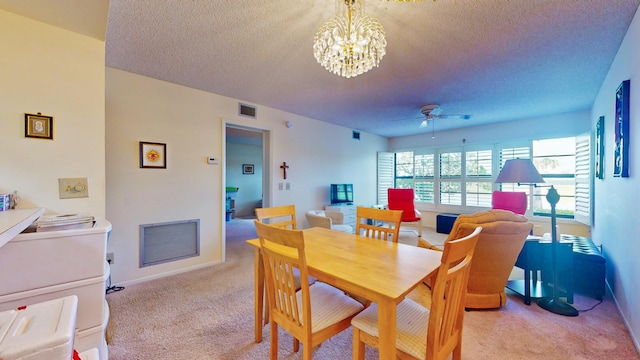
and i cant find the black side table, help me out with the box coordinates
[506,236,574,305]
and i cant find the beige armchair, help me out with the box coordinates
[305,210,353,233]
[419,209,533,309]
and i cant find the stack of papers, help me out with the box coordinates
[35,214,95,232]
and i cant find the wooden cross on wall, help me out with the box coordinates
[280,162,289,179]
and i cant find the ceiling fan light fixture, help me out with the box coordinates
[421,104,442,117]
[313,0,386,78]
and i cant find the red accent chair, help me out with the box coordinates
[387,188,422,238]
[491,191,527,215]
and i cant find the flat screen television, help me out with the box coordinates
[330,184,353,205]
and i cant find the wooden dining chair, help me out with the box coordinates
[351,226,482,360]
[254,221,365,360]
[255,205,315,326]
[355,206,403,243]
[255,204,297,229]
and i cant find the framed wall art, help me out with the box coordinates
[25,113,53,139]
[595,116,604,179]
[613,80,630,178]
[140,142,166,169]
[242,164,254,174]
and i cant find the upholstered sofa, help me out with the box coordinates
[305,210,353,233]
[419,209,533,309]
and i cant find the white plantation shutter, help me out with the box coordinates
[377,152,394,205]
[574,133,591,225]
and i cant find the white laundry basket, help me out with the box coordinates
[77,348,99,360]
[0,295,78,360]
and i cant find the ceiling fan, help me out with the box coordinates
[416,104,472,128]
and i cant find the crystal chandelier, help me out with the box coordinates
[313,0,386,78]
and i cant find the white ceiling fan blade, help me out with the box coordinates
[419,120,427,128]
[440,114,472,120]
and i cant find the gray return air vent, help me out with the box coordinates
[239,103,257,119]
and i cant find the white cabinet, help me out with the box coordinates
[0,220,112,360]
[325,204,357,229]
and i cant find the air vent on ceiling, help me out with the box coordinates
[352,130,361,140]
[239,103,257,119]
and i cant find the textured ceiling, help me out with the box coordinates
[3,0,639,138]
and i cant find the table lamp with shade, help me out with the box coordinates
[495,158,579,317]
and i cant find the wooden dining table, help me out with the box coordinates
[246,226,443,359]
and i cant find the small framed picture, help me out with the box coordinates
[25,113,53,139]
[140,142,167,169]
[242,164,254,174]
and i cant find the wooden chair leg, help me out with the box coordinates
[303,342,313,360]
[352,328,365,360]
[453,344,462,360]
[269,321,278,360]
[263,288,270,325]
[293,338,300,352]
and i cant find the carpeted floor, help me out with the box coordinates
[105,218,639,359]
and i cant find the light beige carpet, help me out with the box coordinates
[106,219,639,359]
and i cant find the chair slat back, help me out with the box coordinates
[427,226,482,360]
[255,204,297,229]
[355,207,403,243]
[254,221,311,334]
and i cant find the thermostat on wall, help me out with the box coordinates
[207,157,219,164]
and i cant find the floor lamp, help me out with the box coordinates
[496,159,579,317]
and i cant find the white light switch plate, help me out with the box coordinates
[59,177,89,199]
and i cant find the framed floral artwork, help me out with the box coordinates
[25,113,53,139]
[140,142,166,169]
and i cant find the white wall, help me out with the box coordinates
[106,68,388,285]
[0,10,106,217]
[591,7,640,349]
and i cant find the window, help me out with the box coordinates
[394,151,414,189]
[384,151,435,203]
[379,134,590,225]
[439,151,462,205]
[532,137,576,218]
[497,145,533,207]
[414,153,435,203]
[465,149,493,207]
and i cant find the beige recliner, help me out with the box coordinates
[419,209,533,309]
[305,210,353,233]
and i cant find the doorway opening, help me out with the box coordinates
[223,123,271,260]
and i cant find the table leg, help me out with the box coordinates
[524,266,531,305]
[253,247,264,343]
[377,299,397,359]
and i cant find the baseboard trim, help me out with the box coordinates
[113,261,222,288]
[607,280,640,354]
